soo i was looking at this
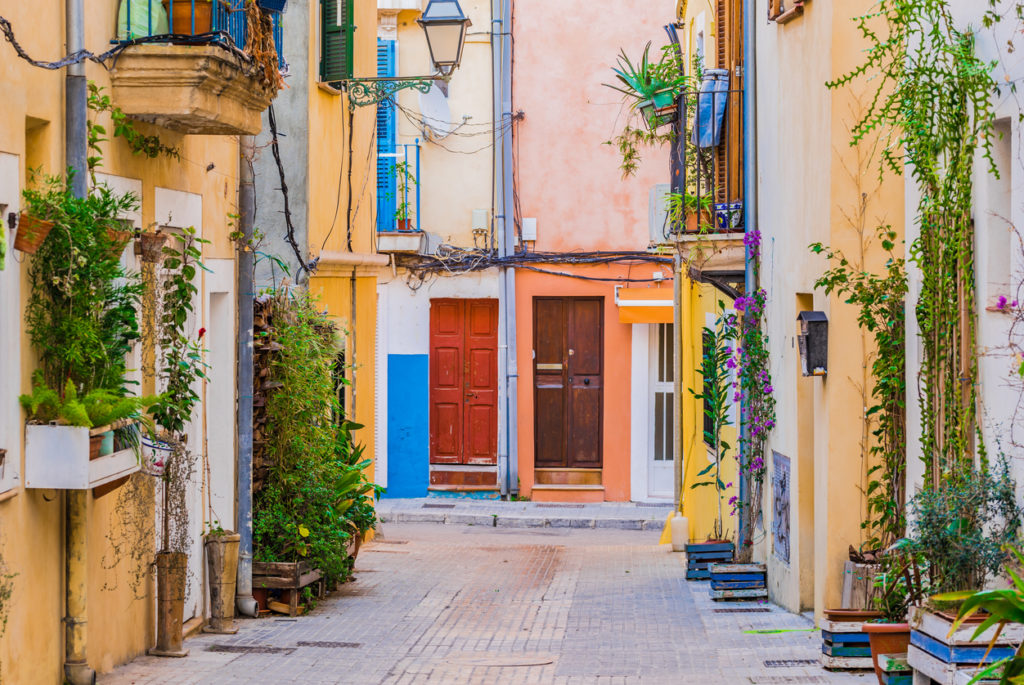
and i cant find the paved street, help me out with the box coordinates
[101,523,869,684]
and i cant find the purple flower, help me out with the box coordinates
[997,295,1009,310]
[763,385,773,394]
[726,357,737,370]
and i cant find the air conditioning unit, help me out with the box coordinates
[649,183,671,245]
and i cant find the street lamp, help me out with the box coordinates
[418,0,472,76]
[346,0,472,108]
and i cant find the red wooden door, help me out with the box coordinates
[429,299,498,465]
[533,297,604,468]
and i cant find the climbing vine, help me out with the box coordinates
[728,230,776,562]
[829,0,997,486]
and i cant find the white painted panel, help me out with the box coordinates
[205,262,236,529]
[93,172,143,228]
[0,152,20,495]
[375,286,389,488]
[154,187,203,234]
[629,324,650,502]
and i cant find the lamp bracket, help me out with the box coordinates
[343,76,448,108]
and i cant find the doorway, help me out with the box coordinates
[429,299,499,465]
[533,297,604,469]
[648,323,674,498]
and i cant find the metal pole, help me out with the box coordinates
[739,0,758,554]
[235,135,257,618]
[500,0,517,496]
[64,1,93,682]
[666,24,685,512]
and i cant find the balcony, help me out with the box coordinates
[109,0,286,135]
[377,141,429,254]
[651,81,744,245]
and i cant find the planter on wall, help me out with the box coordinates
[24,424,140,490]
[13,213,55,254]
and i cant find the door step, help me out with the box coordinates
[534,468,602,486]
[530,484,605,503]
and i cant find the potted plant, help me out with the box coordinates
[161,0,214,35]
[685,308,738,580]
[863,544,928,685]
[606,42,687,132]
[137,228,169,262]
[394,161,417,231]
[204,523,241,634]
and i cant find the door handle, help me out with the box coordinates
[465,392,476,398]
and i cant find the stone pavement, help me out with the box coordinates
[100,523,870,684]
[375,498,675,530]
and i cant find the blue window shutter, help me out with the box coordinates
[376,39,397,232]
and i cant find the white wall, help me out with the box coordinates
[0,152,21,496]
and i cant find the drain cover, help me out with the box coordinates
[749,677,829,684]
[208,644,296,655]
[763,659,819,668]
[713,607,772,614]
[376,539,410,544]
[297,641,361,648]
[422,503,456,509]
[537,504,585,509]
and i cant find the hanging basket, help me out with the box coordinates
[14,213,55,254]
[107,228,134,259]
[136,232,170,263]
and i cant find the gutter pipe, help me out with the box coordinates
[65,0,94,682]
[739,0,757,553]
[235,136,258,618]
[493,0,517,496]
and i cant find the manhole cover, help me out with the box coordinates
[208,644,296,655]
[763,659,819,668]
[537,504,585,509]
[422,503,456,509]
[714,607,772,614]
[297,641,361,648]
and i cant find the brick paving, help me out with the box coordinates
[100,523,870,684]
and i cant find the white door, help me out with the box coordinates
[648,323,674,498]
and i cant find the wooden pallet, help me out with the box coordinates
[709,563,766,598]
[252,561,323,617]
[819,618,873,671]
[685,543,734,580]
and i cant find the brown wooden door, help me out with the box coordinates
[533,297,603,468]
[430,299,498,465]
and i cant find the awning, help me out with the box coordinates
[615,286,674,324]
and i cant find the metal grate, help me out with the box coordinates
[208,645,296,655]
[376,539,410,544]
[421,503,456,509]
[763,659,819,668]
[749,678,829,684]
[297,641,361,649]
[537,504,585,509]
[635,502,673,508]
[713,607,772,614]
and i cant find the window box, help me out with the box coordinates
[24,424,140,490]
[377,231,426,254]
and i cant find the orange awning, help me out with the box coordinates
[615,286,674,324]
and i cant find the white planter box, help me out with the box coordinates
[377,231,425,253]
[24,425,140,490]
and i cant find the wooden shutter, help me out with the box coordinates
[321,0,354,82]
[715,0,743,205]
[376,39,397,231]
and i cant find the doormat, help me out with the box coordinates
[421,503,456,509]
[537,504,585,509]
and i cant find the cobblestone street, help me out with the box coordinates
[101,523,869,685]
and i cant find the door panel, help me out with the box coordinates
[429,299,498,465]
[533,297,603,469]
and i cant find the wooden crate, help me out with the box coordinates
[819,618,874,671]
[252,561,323,617]
[685,542,733,580]
[710,563,766,600]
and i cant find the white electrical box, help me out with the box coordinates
[521,217,538,242]
[472,209,490,232]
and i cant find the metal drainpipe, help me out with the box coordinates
[493,0,517,496]
[739,0,758,553]
[666,24,685,513]
[235,135,258,618]
[64,0,94,681]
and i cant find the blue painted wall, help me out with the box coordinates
[385,354,429,498]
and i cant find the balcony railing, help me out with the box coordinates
[671,75,744,236]
[377,140,422,233]
[114,0,285,70]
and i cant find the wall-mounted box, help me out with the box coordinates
[24,425,140,490]
[521,217,538,242]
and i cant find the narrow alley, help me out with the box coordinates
[101,523,863,685]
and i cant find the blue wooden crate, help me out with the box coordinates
[709,572,766,581]
[711,580,765,590]
[880,674,912,685]
[822,642,872,658]
[822,630,869,645]
[685,542,734,553]
[686,569,711,580]
[910,630,1017,664]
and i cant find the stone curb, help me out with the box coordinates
[377,510,666,531]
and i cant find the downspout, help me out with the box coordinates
[235,135,258,618]
[494,0,517,495]
[64,0,94,681]
[666,23,685,514]
[739,0,757,555]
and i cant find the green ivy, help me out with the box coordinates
[87,82,179,183]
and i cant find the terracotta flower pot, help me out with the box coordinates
[14,213,55,254]
[204,532,241,634]
[150,551,189,657]
[862,622,910,685]
[397,219,413,232]
[685,208,713,233]
[107,228,133,259]
[137,232,169,263]
[162,0,214,34]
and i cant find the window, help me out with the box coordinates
[321,0,354,83]
[377,39,397,231]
